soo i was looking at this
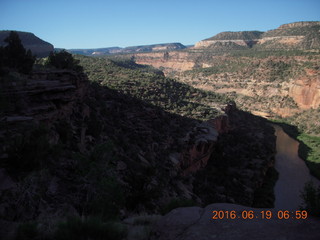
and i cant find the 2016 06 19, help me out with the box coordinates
[212,210,308,220]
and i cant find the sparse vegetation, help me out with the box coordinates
[300,181,320,217]
[46,50,83,72]
[286,109,320,135]
[297,134,320,179]
[76,55,229,121]
[2,22,320,240]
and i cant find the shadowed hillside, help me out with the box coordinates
[0,33,281,239]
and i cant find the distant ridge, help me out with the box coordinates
[204,31,263,41]
[278,21,320,29]
[67,47,122,56]
[67,43,186,56]
[194,21,320,50]
[3,21,319,57]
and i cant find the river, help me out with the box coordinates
[273,125,320,210]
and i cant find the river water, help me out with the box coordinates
[273,125,320,210]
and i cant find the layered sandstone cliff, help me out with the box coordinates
[193,21,320,50]
[2,70,88,123]
[289,71,320,109]
[134,51,195,73]
[134,46,319,117]
[194,31,262,49]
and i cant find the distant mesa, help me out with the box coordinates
[2,21,319,58]
[66,47,122,56]
[67,43,187,56]
[204,31,264,41]
[194,21,320,50]
[0,30,54,57]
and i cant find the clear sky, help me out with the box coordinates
[1,0,319,49]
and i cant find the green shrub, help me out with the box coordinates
[0,31,35,75]
[54,217,127,240]
[75,55,228,121]
[300,181,320,217]
[46,50,83,72]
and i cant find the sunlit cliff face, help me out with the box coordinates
[289,76,320,110]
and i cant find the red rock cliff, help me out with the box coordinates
[289,70,320,109]
[177,104,232,176]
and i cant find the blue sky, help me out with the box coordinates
[1,0,319,49]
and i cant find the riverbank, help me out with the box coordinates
[273,125,320,210]
[271,120,320,181]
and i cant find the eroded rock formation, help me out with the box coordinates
[289,74,320,109]
[177,110,230,176]
[134,51,195,73]
[6,70,87,120]
[178,121,219,176]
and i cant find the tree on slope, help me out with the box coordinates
[1,31,35,74]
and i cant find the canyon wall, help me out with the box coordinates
[134,51,196,73]
[135,51,320,116]
[289,73,320,109]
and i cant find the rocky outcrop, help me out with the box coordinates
[192,107,277,207]
[150,203,320,240]
[289,74,320,109]
[0,31,54,57]
[178,121,219,176]
[177,111,229,176]
[1,70,88,123]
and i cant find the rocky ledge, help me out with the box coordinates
[1,70,87,123]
